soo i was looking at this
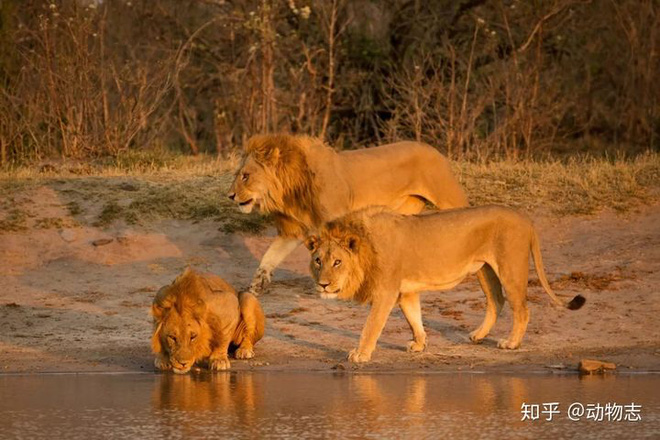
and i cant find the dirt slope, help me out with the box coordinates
[1,183,659,373]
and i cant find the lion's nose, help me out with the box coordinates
[179,361,190,368]
[228,192,236,201]
[318,282,330,289]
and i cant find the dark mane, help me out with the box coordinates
[245,134,325,231]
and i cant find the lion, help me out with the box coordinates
[151,268,265,374]
[228,133,468,295]
[304,206,585,363]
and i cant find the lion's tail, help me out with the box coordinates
[530,230,585,310]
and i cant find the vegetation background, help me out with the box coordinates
[0,0,658,165]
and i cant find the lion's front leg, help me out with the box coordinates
[209,334,233,371]
[348,294,397,363]
[250,237,301,295]
[249,268,271,296]
[154,353,171,371]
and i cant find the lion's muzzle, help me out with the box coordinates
[237,198,255,213]
[317,283,340,299]
[171,359,194,374]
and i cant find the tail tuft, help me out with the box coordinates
[567,295,586,310]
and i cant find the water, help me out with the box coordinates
[1,372,658,439]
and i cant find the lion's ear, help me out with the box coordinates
[344,234,360,252]
[261,146,280,166]
[152,286,172,322]
[304,235,319,252]
[173,267,194,285]
[151,301,169,322]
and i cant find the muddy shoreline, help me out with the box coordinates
[1,183,659,374]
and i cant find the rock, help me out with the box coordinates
[331,363,346,371]
[59,229,77,243]
[92,238,114,247]
[118,182,139,191]
[546,363,568,370]
[579,359,616,374]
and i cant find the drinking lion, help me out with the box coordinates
[151,268,265,373]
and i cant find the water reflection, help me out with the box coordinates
[0,372,658,439]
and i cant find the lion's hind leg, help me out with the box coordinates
[495,262,530,350]
[399,291,427,352]
[234,292,266,359]
[469,265,505,343]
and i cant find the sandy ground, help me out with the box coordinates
[1,183,659,374]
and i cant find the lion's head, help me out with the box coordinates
[305,217,378,303]
[151,269,214,374]
[227,134,322,223]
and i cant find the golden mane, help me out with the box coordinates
[151,268,265,372]
[154,268,208,315]
[321,214,380,304]
[245,134,324,230]
[151,269,212,357]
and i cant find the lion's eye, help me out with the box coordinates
[190,333,197,341]
[333,259,342,267]
[315,257,322,266]
[241,173,249,182]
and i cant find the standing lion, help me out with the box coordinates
[305,206,585,363]
[228,134,468,295]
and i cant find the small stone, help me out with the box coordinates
[546,363,568,370]
[579,359,616,374]
[92,238,113,247]
[331,363,346,370]
[118,182,138,191]
[59,229,77,242]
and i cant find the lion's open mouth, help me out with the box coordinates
[237,198,255,213]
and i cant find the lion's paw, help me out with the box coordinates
[407,339,427,353]
[249,269,272,296]
[209,356,231,371]
[347,348,371,363]
[469,329,486,344]
[154,356,171,371]
[497,338,521,350]
[235,347,255,360]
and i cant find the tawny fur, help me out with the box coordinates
[305,206,585,363]
[228,133,469,294]
[151,268,265,373]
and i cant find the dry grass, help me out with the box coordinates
[457,153,660,215]
[0,152,658,233]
